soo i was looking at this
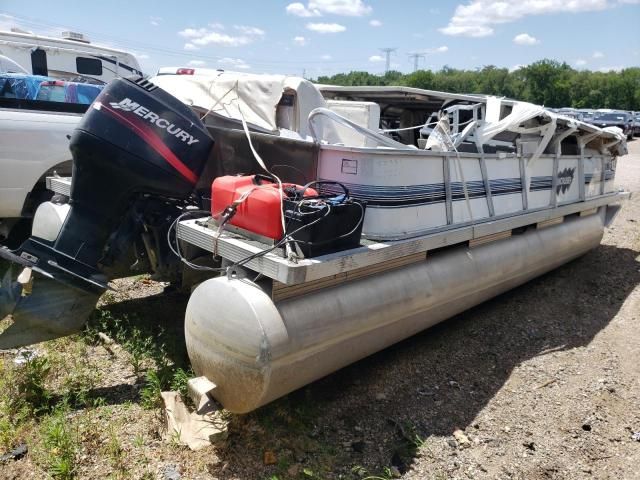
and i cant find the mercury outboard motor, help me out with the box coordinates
[0,76,213,347]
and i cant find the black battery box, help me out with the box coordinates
[283,181,366,258]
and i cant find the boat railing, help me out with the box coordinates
[308,107,415,150]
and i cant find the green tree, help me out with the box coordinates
[313,61,640,110]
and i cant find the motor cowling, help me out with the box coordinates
[0,76,214,348]
[13,76,214,284]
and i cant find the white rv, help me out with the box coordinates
[0,29,143,84]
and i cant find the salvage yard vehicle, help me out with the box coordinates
[0,29,142,83]
[0,70,629,413]
[632,112,640,137]
[0,68,103,246]
[0,27,142,245]
[592,110,634,140]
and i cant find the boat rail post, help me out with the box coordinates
[479,154,495,217]
[578,145,586,202]
[519,155,528,211]
[577,131,603,197]
[550,154,560,207]
[443,155,453,224]
[599,153,607,196]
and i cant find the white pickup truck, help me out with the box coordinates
[0,59,102,246]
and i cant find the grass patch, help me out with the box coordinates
[18,354,54,414]
[86,308,194,411]
[0,358,34,450]
[38,405,79,479]
[104,425,127,477]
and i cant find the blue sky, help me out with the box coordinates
[1,0,639,77]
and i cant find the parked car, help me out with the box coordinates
[591,111,634,140]
[632,112,640,137]
[0,66,103,246]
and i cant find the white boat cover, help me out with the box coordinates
[150,71,328,139]
[150,72,627,156]
[475,97,547,145]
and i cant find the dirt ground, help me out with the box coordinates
[1,141,639,480]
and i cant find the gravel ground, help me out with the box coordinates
[1,141,638,480]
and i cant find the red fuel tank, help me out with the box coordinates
[211,175,317,240]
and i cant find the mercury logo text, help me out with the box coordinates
[108,98,199,145]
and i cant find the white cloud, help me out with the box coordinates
[433,45,448,53]
[187,60,206,67]
[208,22,225,30]
[369,55,385,62]
[369,19,382,27]
[184,43,199,51]
[218,57,251,70]
[150,16,162,27]
[306,22,346,33]
[134,52,150,60]
[286,2,321,17]
[178,26,253,47]
[440,0,610,37]
[441,24,493,37]
[293,36,307,46]
[234,25,265,36]
[513,33,539,45]
[286,0,372,17]
[509,64,524,72]
[593,51,604,58]
[575,59,587,66]
[194,32,251,46]
[179,28,208,39]
[321,54,332,60]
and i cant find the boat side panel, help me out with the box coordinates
[584,156,604,198]
[317,148,449,237]
[450,157,490,223]
[556,158,581,204]
[527,158,554,209]
[484,157,523,216]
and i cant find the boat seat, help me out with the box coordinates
[324,99,381,147]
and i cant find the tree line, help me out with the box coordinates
[315,60,640,111]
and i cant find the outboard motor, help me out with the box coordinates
[0,76,214,347]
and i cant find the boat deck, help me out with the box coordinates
[47,176,629,288]
[175,192,626,286]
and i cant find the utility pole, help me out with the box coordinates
[379,47,397,74]
[408,52,426,72]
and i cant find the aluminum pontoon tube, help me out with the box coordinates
[185,209,607,413]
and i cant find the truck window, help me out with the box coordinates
[31,49,48,76]
[76,57,103,76]
[36,82,66,102]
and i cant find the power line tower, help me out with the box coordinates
[408,52,426,72]
[379,47,397,74]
